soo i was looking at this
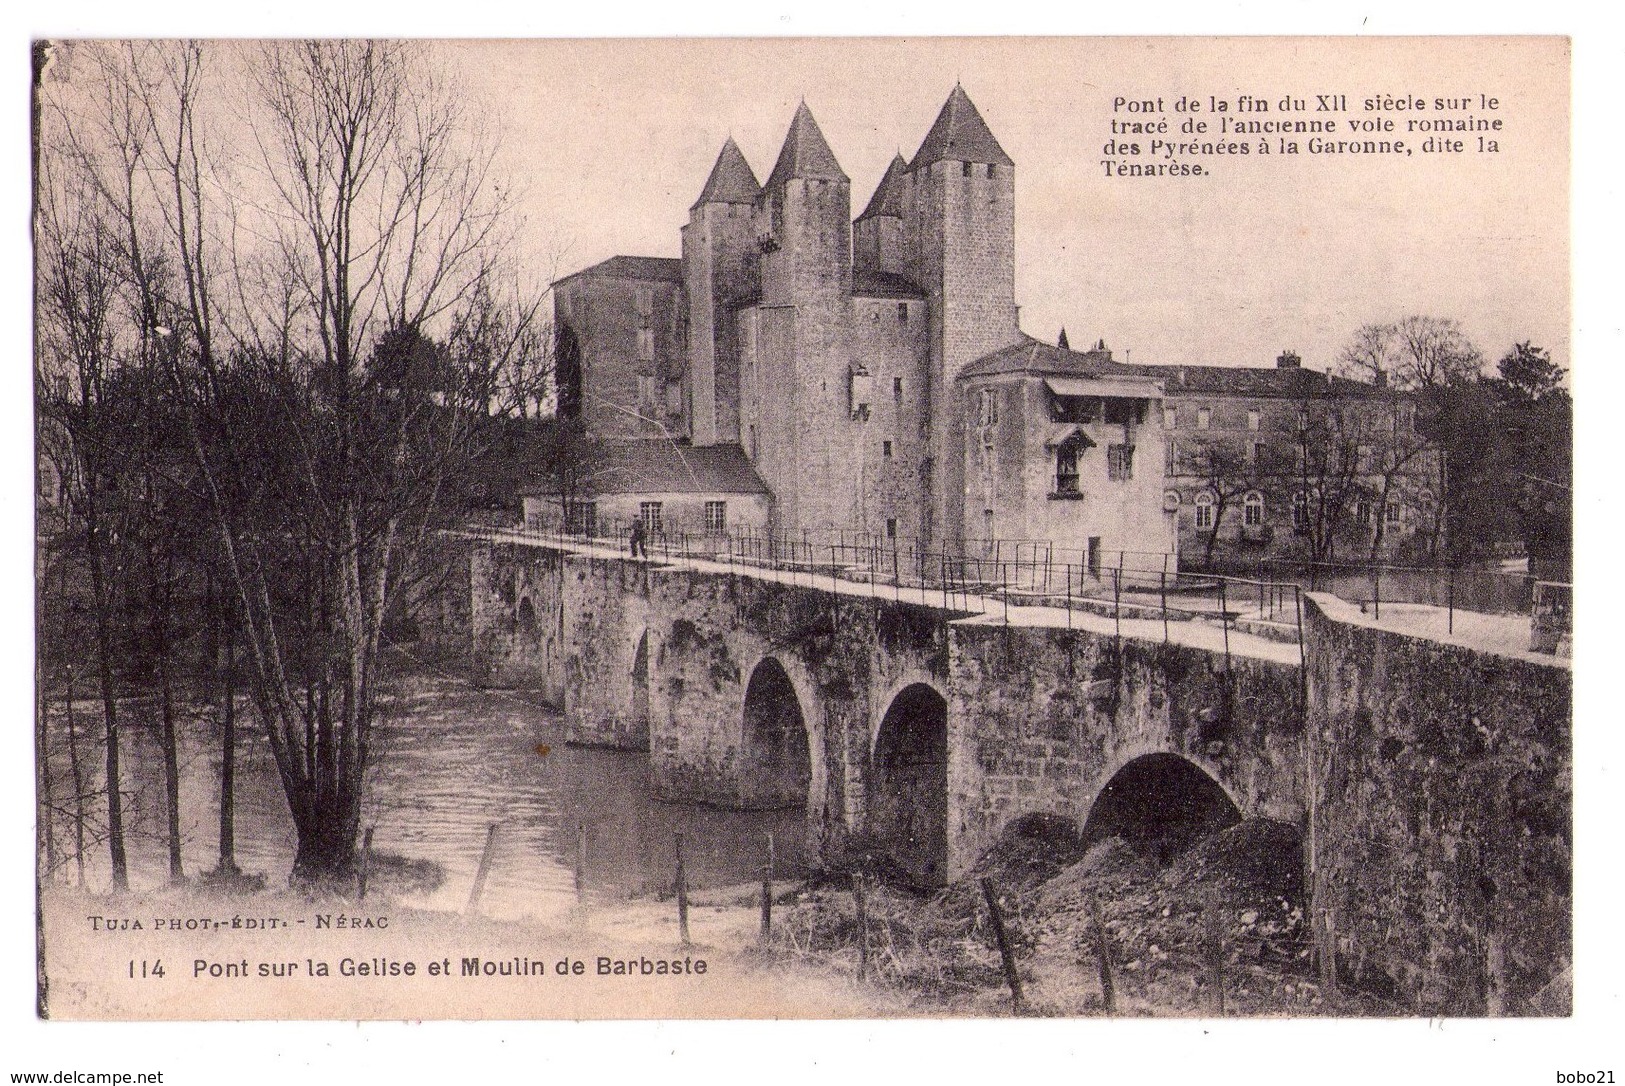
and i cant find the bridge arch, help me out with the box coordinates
[738,655,817,812]
[1081,752,1241,866]
[869,682,949,886]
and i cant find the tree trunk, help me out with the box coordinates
[86,521,128,891]
[66,671,87,888]
[156,563,184,882]
[217,613,238,876]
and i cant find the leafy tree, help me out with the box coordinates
[1495,341,1564,405]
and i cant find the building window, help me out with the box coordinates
[1244,491,1264,527]
[1253,442,1267,466]
[1356,499,1372,527]
[1167,405,1178,429]
[988,163,998,178]
[1195,492,1216,530]
[882,440,893,458]
[893,377,904,398]
[1247,409,1261,432]
[704,500,727,533]
[1297,409,1310,431]
[1165,439,1177,474]
[637,327,655,361]
[886,518,897,541]
[1197,407,1211,430]
[1107,443,1134,481]
[637,374,656,408]
[978,387,999,426]
[897,302,908,323]
[1292,491,1309,531]
[1385,500,1402,528]
[565,500,597,537]
[962,161,973,177]
[1056,443,1080,494]
[640,501,663,534]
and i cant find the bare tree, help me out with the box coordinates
[1338,316,1483,391]
[1177,437,1260,566]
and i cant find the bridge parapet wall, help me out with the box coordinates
[946,623,1305,876]
[1303,593,1571,1015]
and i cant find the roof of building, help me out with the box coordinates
[909,84,1014,170]
[765,102,848,189]
[692,136,763,210]
[524,440,769,498]
[856,153,909,222]
[852,268,925,299]
[961,335,1391,400]
[1108,360,1387,398]
[553,255,683,288]
[958,335,1127,379]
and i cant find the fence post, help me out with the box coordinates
[1219,579,1231,667]
[674,832,691,946]
[1448,570,1455,635]
[760,833,774,942]
[465,822,500,916]
[980,877,1027,1016]
[1089,894,1116,1014]
[1161,561,1170,643]
[574,820,586,903]
[1113,567,1122,640]
[853,874,869,979]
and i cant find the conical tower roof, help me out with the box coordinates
[764,102,848,190]
[691,136,762,210]
[908,84,1013,170]
[856,153,909,222]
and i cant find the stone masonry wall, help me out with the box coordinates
[946,620,1306,875]
[1302,594,1572,1014]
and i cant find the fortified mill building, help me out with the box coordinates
[537,86,1434,571]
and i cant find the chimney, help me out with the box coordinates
[1276,350,1302,369]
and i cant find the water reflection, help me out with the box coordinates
[42,672,807,921]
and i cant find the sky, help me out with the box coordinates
[443,36,1570,374]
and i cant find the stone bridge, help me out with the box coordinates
[423,531,1573,1013]
[426,533,1307,886]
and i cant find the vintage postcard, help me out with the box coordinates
[30,35,1573,1032]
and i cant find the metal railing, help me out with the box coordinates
[463,523,1308,654]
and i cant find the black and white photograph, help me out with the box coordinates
[12,19,1609,1085]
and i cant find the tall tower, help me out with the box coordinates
[904,85,1022,547]
[681,137,761,446]
[745,102,855,534]
[854,152,908,277]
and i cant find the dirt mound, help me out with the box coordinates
[1161,818,1305,909]
[1035,837,1151,910]
[968,813,1091,892]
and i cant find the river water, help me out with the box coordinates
[40,670,807,921]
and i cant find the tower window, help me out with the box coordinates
[1107,443,1135,481]
[882,440,893,458]
[897,302,908,323]
[988,163,998,178]
[962,161,972,177]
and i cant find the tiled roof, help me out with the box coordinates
[909,84,1014,170]
[852,269,925,299]
[958,336,1122,378]
[692,137,763,210]
[524,441,769,497]
[765,102,848,189]
[553,255,683,287]
[961,335,1389,399]
[856,153,909,222]
[1109,361,1386,398]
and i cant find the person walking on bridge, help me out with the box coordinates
[629,518,648,559]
